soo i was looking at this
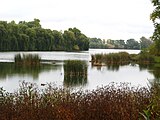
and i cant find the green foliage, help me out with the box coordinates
[0,19,89,51]
[63,28,89,51]
[140,79,160,119]
[154,56,160,63]
[89,38,149,50]
[106,39,126,49]
[138,51,155,64]
[140,37,153,50]
[126,39,140,50]
[150,0,160,56]
[89,38,108,49]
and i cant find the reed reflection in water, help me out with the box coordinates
[0,62,59,80]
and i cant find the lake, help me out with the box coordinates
[0,49,156,92]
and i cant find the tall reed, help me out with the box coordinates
[91,52,130,65]
[64,60,87,87]
[14,54,41,66]
[91,51,158,66]
[64,60,87,75]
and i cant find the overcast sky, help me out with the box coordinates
[0,0,154,40]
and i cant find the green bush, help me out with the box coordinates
[138,51,155,64]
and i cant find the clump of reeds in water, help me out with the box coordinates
[91,51,160,66]
[1,81,160,120]
[64,60,87,86]
[91,52,130,65]
[14,54,41,66]
[64,60,87,76]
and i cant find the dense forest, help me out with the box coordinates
[0,19,89,51]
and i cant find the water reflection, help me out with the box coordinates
[64,75,87,87]
[0,62,60,80]
[91,62,160,80]
[91,63,129,71]
[139,64,160,79]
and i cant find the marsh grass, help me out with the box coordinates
[91,52,130,65]
[1,81,160,120]
[91,51,158,66]
[64,60,87,75]
[14,54,41,66]
[64,60,88,87]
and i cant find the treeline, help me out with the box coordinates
[89,37,153,50]
[0,19,89,51]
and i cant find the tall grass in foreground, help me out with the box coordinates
[1,81,160,120]
[140,79,160,119]
[14,54,41,66]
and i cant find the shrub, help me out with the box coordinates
[138,51,155,64]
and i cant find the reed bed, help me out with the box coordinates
[91,51,157,66]
[14,54,41,66]
[64,60,87,75]
[1,81,160,120]
[91,52,130,65]
[64,60,88,87]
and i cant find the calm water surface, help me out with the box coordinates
[0,49,156,92]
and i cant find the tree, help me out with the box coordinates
[140,36,153,49]
[52,30,64,50]
[18,34,29,50]
[114,40,125,49]
[0,19,89,51]
[126,39,140,50]
[89,38,105,49]
[63,30,76,51]
[68,27,89,50]
[150,0,160,55]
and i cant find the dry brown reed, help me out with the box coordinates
[0,81,158,120]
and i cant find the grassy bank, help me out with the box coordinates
[0,81,160,120]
